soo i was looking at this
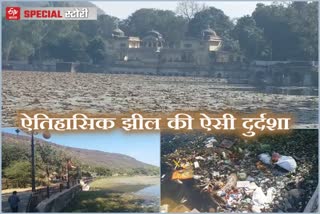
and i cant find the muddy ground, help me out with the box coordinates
[2,71,318,127]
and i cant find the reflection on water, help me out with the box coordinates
[164,78,318,96]
[65,183,161,212]
[262,86,318,96]
[161,180,215,212]
[135,184,160,211]
[135,184,160,197]
[210,84,318,96]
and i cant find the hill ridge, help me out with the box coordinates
[2,132,157,169]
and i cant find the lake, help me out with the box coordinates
[64,176,160,212]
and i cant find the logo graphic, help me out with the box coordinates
[6,7,21,20]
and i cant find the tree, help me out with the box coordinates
[79,15,119,39]
[2,18,31,64]
[187,7,234,38]
[87,36,107,64]
[94,167,112,176]
[2,2,317,62]
[4,161,31,188]
[36,143,59,185]
[21,20,79,62]
[187,7,238,52]
[97,15,120,38]
[232,1,318,60]
[2,143,29,169]
[287,2,318,60]
[252,3,298,60]
[48,32,89,62]
[176,0,207,21]
[79,20,100,38]
[3,17,79,63]
[233,16,269,59]
[122,9,188,45]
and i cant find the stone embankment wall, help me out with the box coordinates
[4,61,318,86]
[35,184,81,212]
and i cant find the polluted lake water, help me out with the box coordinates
[3,72,318,127]
[135,184,160,209]
[64,176,160,212]
[160,130,318,213]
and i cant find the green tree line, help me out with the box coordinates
[2,1,318,64]
[2,140,158,189]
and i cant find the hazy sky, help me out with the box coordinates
[92,1,271,19]
[3,128,160,166]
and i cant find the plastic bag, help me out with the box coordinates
[252,187,267,206]
[252,187,275,206]
[276,155,297,172]
[258,153,271,165]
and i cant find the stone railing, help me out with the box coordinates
[35,184,81,212]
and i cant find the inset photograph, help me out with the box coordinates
[161,130,318,213]
[2,129,160,212]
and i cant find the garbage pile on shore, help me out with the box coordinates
[161,131,318,213]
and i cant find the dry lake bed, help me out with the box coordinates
[2,71,318,128]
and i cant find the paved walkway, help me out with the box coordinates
[2,191,31,212]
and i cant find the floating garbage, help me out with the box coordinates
[246,176,255,182]
[252,187,275,206]
[212,171,220,177]
[193,175,202,180]
[172,168,194,180]
[204,137,217,144]
[174,179,183,184]
[259,152,297,172]
[221,151,227,159]
[160,204,169,213]
[161,132,318,213]
[171,205,190,212]
[194,161,200,169]
[221,173,237,192]
[203,137,217,148]
[180,197,188,203]
[205,142,214,148]
[226,189,243,208]
[237,172,247,180]
[272,152,281,163]
[217,190,226,197]
[236,181,251,188]
[251,204,262,213]
[248,182,258,190]
[275,155,297,172]
[195,156,206,161]
[180,161,191,169]
[219,139,235,149]
[259,153,271,164]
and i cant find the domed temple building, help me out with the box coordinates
[141,30,165,48]
[106,25,242,75]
